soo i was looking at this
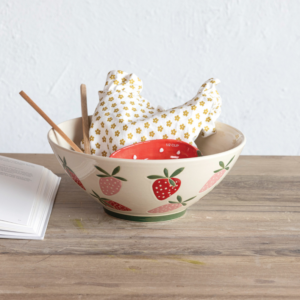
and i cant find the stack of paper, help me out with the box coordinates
[0,156,61,240]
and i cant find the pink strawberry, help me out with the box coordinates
[147,167,184,200]
[59,156,86,190]
[95,166,127,196]
[91,190,131,211]
[199,156,235,193]
[148,195,196,213]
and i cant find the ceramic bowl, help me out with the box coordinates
[48,117,246,222]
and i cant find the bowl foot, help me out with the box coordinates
[103,208,186,222]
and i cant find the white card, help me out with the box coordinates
[0,156,44,225]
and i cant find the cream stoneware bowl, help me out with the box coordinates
[48,117,246,222]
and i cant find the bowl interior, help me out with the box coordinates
[110,139,199,160]
[48,116,245,156]
[195,122,245,155]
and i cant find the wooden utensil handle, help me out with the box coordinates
[80,84,91,154]
[19,91,83,153]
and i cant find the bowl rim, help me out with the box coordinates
[47,118,246,165]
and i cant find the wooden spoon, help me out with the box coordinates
[80,84,91,154]
[19,91,83,153]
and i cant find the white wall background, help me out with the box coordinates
[1,0,300,155]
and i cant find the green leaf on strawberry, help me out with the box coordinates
[147,167,185,200]
[214,168,223,173]
[175,195,196,206]
[114,176,127,182]
[95,166,110,176]
[170,167,185,178]
[200,156,235,193]
[58,155,86,190]
[197,150,203,157]
[163,168,169,177]
[91,190,132,211]
[95,165,127,196]
[112,166,120,176]
[147,175,165,179]
[214,156,235,173]
[148,195,196,213]
[94,165,127,181]
[168,178,176,186]
[226,156,235,167]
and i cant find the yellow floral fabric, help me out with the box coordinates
[81,70,222,157]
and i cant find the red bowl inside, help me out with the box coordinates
[110,139,202,160]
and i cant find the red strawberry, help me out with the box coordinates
[91,190,131,211]
[59,156,86,190]
[147,167,184,200]
[148,195,196,213]
[199,156,235,193]
[95,166,127,196]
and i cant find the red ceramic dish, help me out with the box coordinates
[110,139,202,160]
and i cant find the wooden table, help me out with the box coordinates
[1,154,300,299]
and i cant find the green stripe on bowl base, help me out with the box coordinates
[103,208,186,222]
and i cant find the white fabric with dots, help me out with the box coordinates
[81,70,222,157]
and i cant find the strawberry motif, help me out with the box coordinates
[91,190,131,211]
[199,156,235,193]
[148,195,196,213]
[147,167,184,200]
[95,166,127,196]
[59,156,86,190]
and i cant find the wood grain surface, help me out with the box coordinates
[1,154,300,299]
